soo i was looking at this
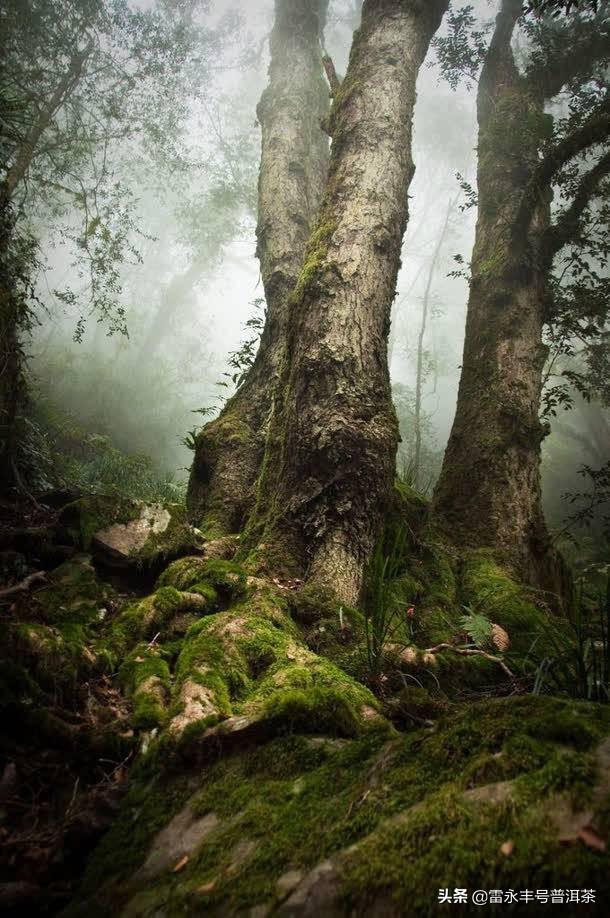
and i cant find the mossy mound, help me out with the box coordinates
[163,582,381,746]
[0,555,116,701]
[158,556,247,602]
[69,695,610,917]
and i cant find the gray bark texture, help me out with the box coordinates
[247,0,450,605]
[187,0,330,536]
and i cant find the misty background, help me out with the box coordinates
[26,0,606,543]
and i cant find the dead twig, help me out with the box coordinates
[424,642,516,681]
[0,570,46,602]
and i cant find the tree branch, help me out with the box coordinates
[514,97,610,237]
[322,52,341,96]
[526,14,610,99]
[4,42,92,198]
[544,148,610,258]
[0,571,46,603]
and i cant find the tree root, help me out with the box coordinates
[423,642,516,681]
[0,570,46,602]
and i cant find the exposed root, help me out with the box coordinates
[0,570,46,602]
[423,642,516,681]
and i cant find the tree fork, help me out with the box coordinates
[246,0,450,605]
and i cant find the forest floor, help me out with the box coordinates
[1,488,609,916]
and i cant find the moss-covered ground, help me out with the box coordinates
[2,488,608,916]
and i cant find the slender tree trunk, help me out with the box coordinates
[138,253,208,360]
[0,46,91,493]
[0,193,22,491]
[413,195,455,486]
[431,0,554,585]
[187,0,330,536]
[247,0,449,605]
[5,45,91,199]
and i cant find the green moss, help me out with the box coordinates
[516,751,597,807]
[289,219,337,304]
[2,556,115,695]
[391,479,429,535]
[70,694,610,917]
[460,549,555,656]
[152,585,182,614]
[59,495,140,550]
[106,580,217,664]
[135,502,201,565]
[157,555,245,604]
[157,555,208,589]
[200,558,248,597]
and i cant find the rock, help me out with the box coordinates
[58,495,203,568]
[94,503,171,559]
[136,805,219,881]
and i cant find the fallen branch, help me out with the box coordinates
[0,571,47,602]
[424,642,516,681]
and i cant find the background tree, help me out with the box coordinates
[431,0,610,589]
[0,0,228,490]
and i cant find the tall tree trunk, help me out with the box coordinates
[431,0,553,585]
[187,0,330,536]
[247,0,449,605]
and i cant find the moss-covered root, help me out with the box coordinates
[166,582,384,745]
[106,584,218,661]
[119,643,171,730]
[156,556,247,600]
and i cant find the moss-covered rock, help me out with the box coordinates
[68,695,610,917]
[58,495,203,568]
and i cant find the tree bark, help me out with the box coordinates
[187,0,331,536]
[247,0,449,605]
[431,0,556,585]
[432,0,610,591]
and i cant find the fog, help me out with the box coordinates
[28,0,606,530]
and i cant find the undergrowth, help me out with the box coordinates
[26,395,184,502]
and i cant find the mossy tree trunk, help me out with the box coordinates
[187,0,330,537]
[0,191,20,492]
[246,0,450,605]
[432,0,610,589]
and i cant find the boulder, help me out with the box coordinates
[58,495,203,568]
